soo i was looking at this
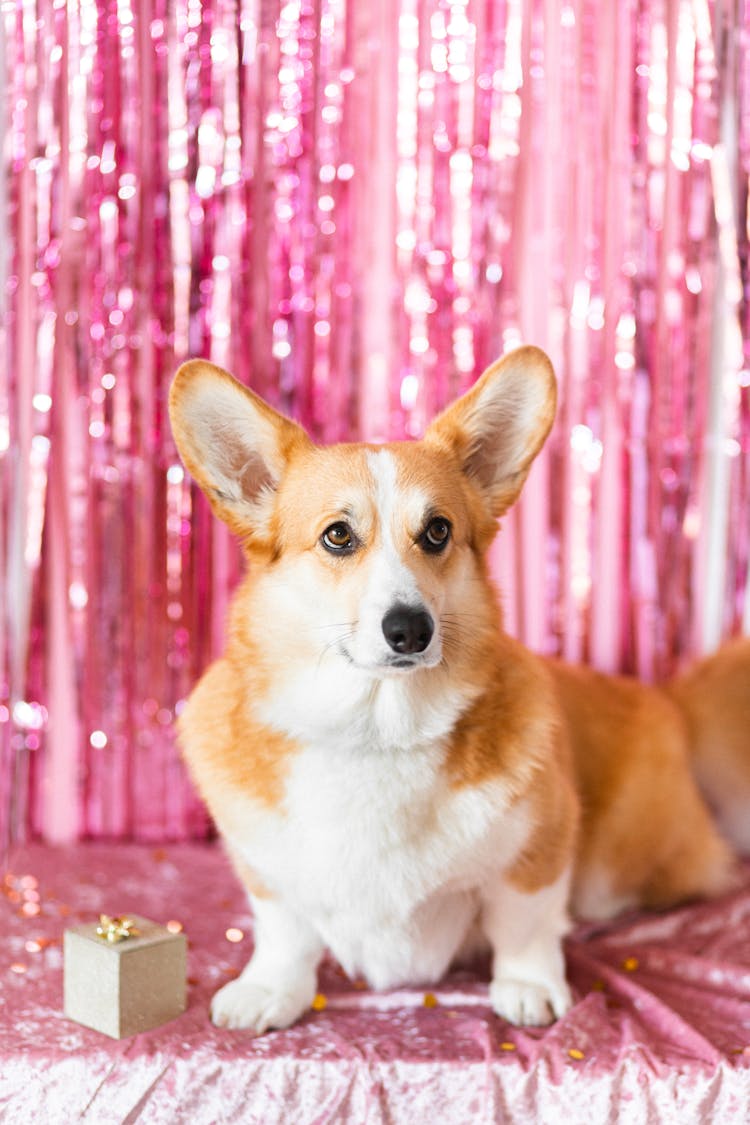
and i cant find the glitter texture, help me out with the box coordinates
[1,2,749,846]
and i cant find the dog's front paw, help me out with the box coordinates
[490,975,572,1027]
[210,976,314,1034]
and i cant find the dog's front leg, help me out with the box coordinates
[481,869,573,1027]
[211,895,324,1033]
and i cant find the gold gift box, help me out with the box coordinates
[63,914,187,1039]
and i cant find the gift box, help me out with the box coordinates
[63,913,187,1039]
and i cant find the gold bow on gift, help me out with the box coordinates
[96,914,140,943]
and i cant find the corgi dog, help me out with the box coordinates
[169,346,746,1034]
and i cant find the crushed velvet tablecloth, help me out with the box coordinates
[2,843,749,1123]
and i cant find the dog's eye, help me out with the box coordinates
[421,517,451,553]
[322,522,354,552]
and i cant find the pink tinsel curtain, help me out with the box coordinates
[1,0,748,848]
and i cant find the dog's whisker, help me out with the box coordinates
[441,611,486,621]
[315,629,358,673]
[311,621,358,631]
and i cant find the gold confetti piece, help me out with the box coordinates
[591,979,605,991]
[568,1048,585,1060]
[622,956,639,972]
[166,919,183,934]
[10,963,27,974]
[225,927,244,943]
[311,993,328,1011]
[423,992,438,1008]
[500,1042,516,1052]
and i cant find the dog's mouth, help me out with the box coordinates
[338,644,439,675]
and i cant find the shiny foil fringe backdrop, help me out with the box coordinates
[1,0,749,847]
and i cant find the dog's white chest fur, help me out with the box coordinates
[227,731,532,988]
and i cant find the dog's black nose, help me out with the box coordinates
[382,605,434,654]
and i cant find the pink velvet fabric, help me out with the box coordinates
[2,843,749,1122]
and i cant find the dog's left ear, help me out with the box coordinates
[425,346,557,517]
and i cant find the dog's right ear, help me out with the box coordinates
[169,360,311,539]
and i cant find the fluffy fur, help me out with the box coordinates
[168,347,747,1034]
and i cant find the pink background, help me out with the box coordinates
[2,0,749,847]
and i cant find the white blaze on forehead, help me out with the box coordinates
[366,449,431,544]
[364,449,428,610]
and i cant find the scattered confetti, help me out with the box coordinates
[568,1048,585,1061]
[311,993,328,1012]
[500,1042,517,1052]
[622,957,640,973]
[166,920,184,934]
[225,928,244,943]
[10,964,27,975]
[423,992,438,1008]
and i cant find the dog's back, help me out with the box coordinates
[548,660,738,921]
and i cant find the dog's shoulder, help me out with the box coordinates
[442,634,565,790]
[177,657,295,813]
